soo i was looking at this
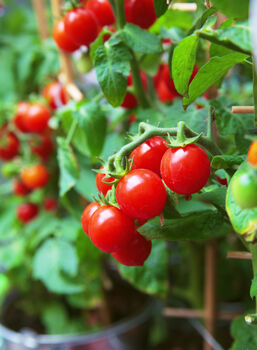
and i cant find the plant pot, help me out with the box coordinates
[0,299,155,350]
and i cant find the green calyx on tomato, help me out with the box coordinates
[166,121,202,149]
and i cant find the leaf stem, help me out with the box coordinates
[66,119,78,145]
[207,105,215,140]
[115,0,126,29]
[250,244,257,313]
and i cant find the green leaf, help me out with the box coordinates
[139,210,231,241]
[153,0,169,17]
[188,7,217,35]
[121,24,162,54]
[250,274,257,298]
[33,238,84,294]
[211,0,249,19]
[117,240,169,297]
[75,101,107,157]
[197,187,227,211]
[211,155,246,169]
[197,22,251,55]
[57,137,79,197]
[183,52,248,107]
[226,161,257,239]
[151,9,193,33]
[230,315,257,350]
[94,41,132,106]
[74,154,98,201]
[172,34,199,96]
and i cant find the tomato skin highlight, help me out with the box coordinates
[52,19,80,53]
[112,231,152,266]
[88,205,136,253]
[17,203,39,223]
[24,103,51,133]
[161,144,210,195]
[248,141,257,167]
[14,102,30,133]
[43,81,67,110]
[130,136,168,176]
[64,8,98,47]
[231,171,257,209]
[124,0,157,29]
[81,201,101,236]
[85,0,115,26]
[0,126,19,161]
[21,164,49,190]
[116,169,167,220]
[96,166,114,196]
[13,179,31,197]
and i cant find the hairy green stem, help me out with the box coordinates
[250,244,257,314]
[130,52,151,109]
[115,0,126,29]
[106,122,222,173]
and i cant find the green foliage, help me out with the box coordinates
[153,0,169,17]
[117,240,169,297]
[250,274,257,299]
[211,0,249,20]
[230,315,257,350]
[94,39,132,106]
[211,155,246,169]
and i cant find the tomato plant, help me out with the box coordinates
[13,179,31,197]
[13,101,30,133]
[81,201,101,235]
[21,164,49,190]
[0,125,19,161]
[17,203,39,223]
[52,19,80,52]
[124,0,157,29]
[95,166,115,195]
[231,170,257,209]
[24,103,51,133]
[85,0,115,26]
[43,81,67,110]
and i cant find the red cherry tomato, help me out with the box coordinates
[85,0,115,26]
[13,179,31,197]
[21,164,49,190]
[161,144,210,195]
[13,102,30,133]
[96,166,115,196]
[124,0,157,29]
[128,114,137,124]
[43,197,58,211]
[130,136,168,175]
[24,103,51,133]
[43,81,67,110]
[29,133,54,162]
[0,125,19,161]
[102,25,116,42]
[88,205,136,253]
[52,19,80,53]
[116,169,167,220]
[215,175,228,187]
[112,230,152,266]
[17,203,39,223]
[121,71,147,109]
[64,8,98,47]
[81,201,101,235]
[156,80,177,103]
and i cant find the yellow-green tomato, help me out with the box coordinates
[231,171,257,209]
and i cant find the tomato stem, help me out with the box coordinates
[66,118,77,145]
[115,0,126,29]
[250,244,257,313]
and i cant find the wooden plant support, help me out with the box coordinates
[232,106,255,114]
[31,0,49,40]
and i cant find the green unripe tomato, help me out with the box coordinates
[231,171,257,209]
[76,54,93,74]
[1,162,20,178]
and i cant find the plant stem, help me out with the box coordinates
[253,62,257,122]
[207,106,215,141]
[250,244,257,313]
[115,0,126,29]
[66,119,77,145]
[188,242,203,309]
[130,52,150,109]
[106,122,222,173]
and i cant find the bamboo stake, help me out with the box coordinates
[232,106,255,114]
[50,0,83,102]
[170,3,197,12]
[163,307,240,320]
[203,240,217,350]
[31,0,49,40]
[227,251,252,260]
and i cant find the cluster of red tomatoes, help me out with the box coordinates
[52,0,157,53]
[81,136,211,266]
[0,81,66,223]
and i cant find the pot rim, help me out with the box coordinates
[0,299,156,346]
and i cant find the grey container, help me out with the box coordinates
[0,300,155,350]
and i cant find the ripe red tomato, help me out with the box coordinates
[161,144,210,195]
[13,102,30,133]
[116,169,167,220]
[81,201,101,235]
[85,0,115,26]
[121,71,147,109]
[96,166,115,196]
[64,8,98,47]
[124,0,157,29]
[21,164,49,190]
[52,19,80,53]
[43,197,58,211]
[13,179,31,197]
[24,103,51,133]
[0,125,19,161]
[128,114,137,124]
[88,205,135,253]
[43,81,67,110]
[130,136,168,175]
[17,203,39,223]
[112,230,152,266]
[156,80,177,103]
[248,141,257,167]
[30,133,53,162]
